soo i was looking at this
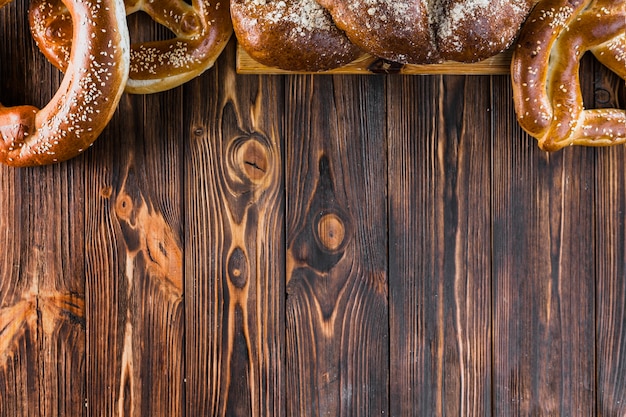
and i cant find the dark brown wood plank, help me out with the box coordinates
[284,74,388,416]
[387,74,492,416]
[79,12,186,415]
[1,2,86,415]
[491,69,596,415]
[594,60,626,417]
[184,41,285,417]
[0,165,86,417]
[83,91,185,416]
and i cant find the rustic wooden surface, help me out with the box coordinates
[1,2,626,416]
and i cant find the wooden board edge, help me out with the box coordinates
[236,44,512,75]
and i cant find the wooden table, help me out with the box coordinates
[1,3,625,415]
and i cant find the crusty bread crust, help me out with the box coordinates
[230,0,362,71]
[317,0,536,64]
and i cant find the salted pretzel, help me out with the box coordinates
[29,0,232,94]
[0,0,129,167]
[512,0,626,151]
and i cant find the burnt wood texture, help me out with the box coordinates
[1,2,626,416]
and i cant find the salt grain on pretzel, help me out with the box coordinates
[512,0,626,151]
[29,0,232,93]
[0,0,129,166]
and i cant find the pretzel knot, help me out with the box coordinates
[511,0,626,151]
[0,0,129,166]
[29,0,232,94]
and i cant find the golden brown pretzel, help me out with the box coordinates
[0,0,129,167]
[511,0,626,151]
[29,0,232,93]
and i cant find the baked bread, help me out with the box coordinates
[231,0,362,71]
[316,0,537,64]
[0,0,129,166]
[511,0,625,151]
[29,0,233,94]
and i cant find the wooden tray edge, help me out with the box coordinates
[236,44,512,75]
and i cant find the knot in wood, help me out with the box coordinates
[115,193,134,221]
[228,136,273,190]
[100,185,113,199]
[316,213,346,253]
[228,247,248,289]
[238,138,269,183]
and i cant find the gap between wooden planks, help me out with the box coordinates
[236,44,512,75]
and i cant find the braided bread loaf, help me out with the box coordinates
[318,0,536,64]
[232,0,537,70]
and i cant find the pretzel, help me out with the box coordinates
[0,0,129,167]
[29,0,232,93]
[511,0,626,151]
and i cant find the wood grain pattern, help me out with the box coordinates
[184,40,285,417]
[594,60,626,417]
[1,2,86,415]
[284,74,388,417]
[2,4,626,415]
[388,74,492,416]
[79,12,187,416]
[83,89,185,417]
[492,65,596,415]
[237,46,512,75]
